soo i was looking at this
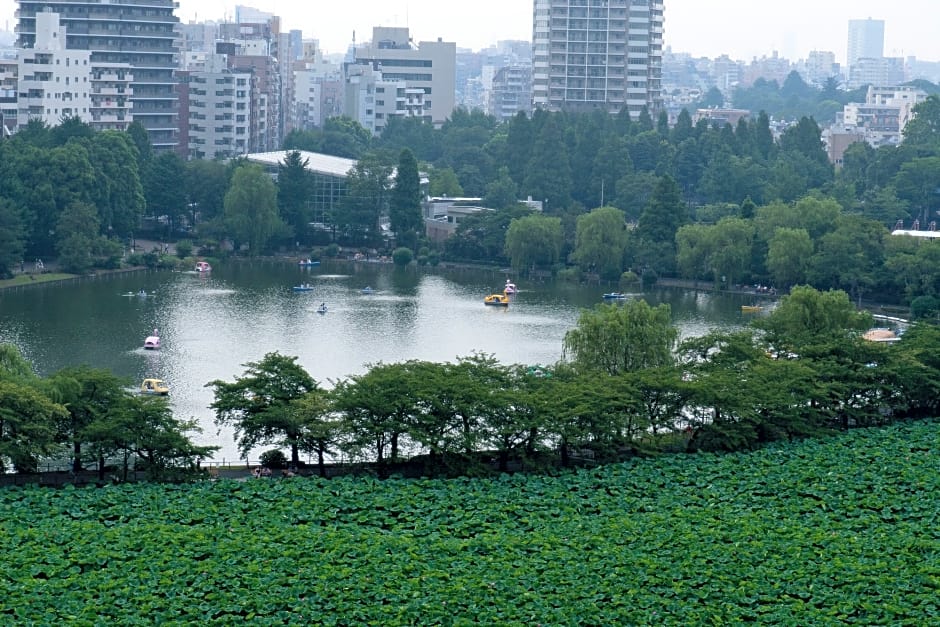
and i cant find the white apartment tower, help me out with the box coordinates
[16,0,180,149]
[847,18,885,69]
[532,0,664,116]
[16,12,132,132]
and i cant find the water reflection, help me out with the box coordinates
[0,263,754,460]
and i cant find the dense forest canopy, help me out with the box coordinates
[2,94,940,313]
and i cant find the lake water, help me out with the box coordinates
[0,261,756,461]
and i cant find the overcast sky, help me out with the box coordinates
[2,1,938,64]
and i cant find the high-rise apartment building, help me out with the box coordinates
[15,0,180,149]
[847,18,884,68]
[16,12,133,132]
[532,0,664,117]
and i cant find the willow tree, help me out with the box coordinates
[504,214,563,274]
[224,163,283,255]
[571,206,628,280]
[563,300,677,376]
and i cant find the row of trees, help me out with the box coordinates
[5,93,940,307]
[0,117,424,275]
[0,346,215,477]
[206,288,940,476]
[4,286,938,478]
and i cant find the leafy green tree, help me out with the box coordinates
[83,395,216,480]
[504,111,535,186]
[389,148,423,249]
[698,87,724,109]
[755,285,872,353]
[901,94,940,149]
[84,131,145,238]
[444,205,530,265]
[0,198,25,278]
[55,202,100,274]
[126,121,153,167]
[331,361,421,464]
[224,163,283,255]
[49,116,95,147]
[208,352,319,467]
[613,171,658,222]
[698,151,767,205]
[676,223,713,282]
[766,227,813,288]
[142,151,187,233]
[634,175,687,272]
[636,175,686,245]
[392,247,413,266]
[377,116,439,162]
[47,366,129,473]
[292,389,340,477]
[563,300,677,375]
[707,217,755,287]
[0,380,64,472]
[523,114,572,211]
[277,151,313,243]
[504,214,563,274]
[754,111,775,160]
[483,167,520,210]
[755,196,841,241]
[335,154,393,246]
[184,159,229,227]
[428,167,464,197]
[892,157,940,226]
[810,215,886,305]
[571,206,628,280]
[0,344,35,381]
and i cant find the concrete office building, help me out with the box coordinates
[532,0,664,117]
[349,26,456,128]
[345,63,419,135]
[16,0,180,149]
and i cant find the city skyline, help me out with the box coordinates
[2,0,939,64]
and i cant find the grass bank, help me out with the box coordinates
[0,273,75,290]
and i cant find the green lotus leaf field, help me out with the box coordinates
[1,420,938,625]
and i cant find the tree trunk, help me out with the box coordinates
[72,441,82,473]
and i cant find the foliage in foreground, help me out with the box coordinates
[0,420,937,624]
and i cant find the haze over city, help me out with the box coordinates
[4,0,937,63]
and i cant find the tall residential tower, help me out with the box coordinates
[532,0,663,117]
[15,0,180,149]
[847,18,885,68]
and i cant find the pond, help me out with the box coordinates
[0,260,759,461]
